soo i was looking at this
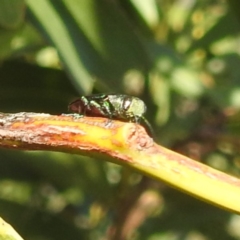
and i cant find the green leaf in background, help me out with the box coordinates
[26,0,93,94]
[26,0,151,93]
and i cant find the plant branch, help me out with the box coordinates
[0,112,240,213]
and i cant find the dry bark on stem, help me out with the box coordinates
[0,112,153,160]
[0,112,240,213]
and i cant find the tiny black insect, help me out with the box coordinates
[68,94,154,137]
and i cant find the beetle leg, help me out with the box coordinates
[88,100,106,115]
[126,113,139,123]
[101,101,114,118]
[96,101,115,126]
[80,96,91,115]
[133,115,140,123]
[104,118,113,127]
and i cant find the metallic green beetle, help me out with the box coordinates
[68,94,153,136]
[68,94,146,122]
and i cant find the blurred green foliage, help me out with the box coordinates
[1,0,240,239]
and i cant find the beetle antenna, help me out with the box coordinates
[140,116,155,139]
